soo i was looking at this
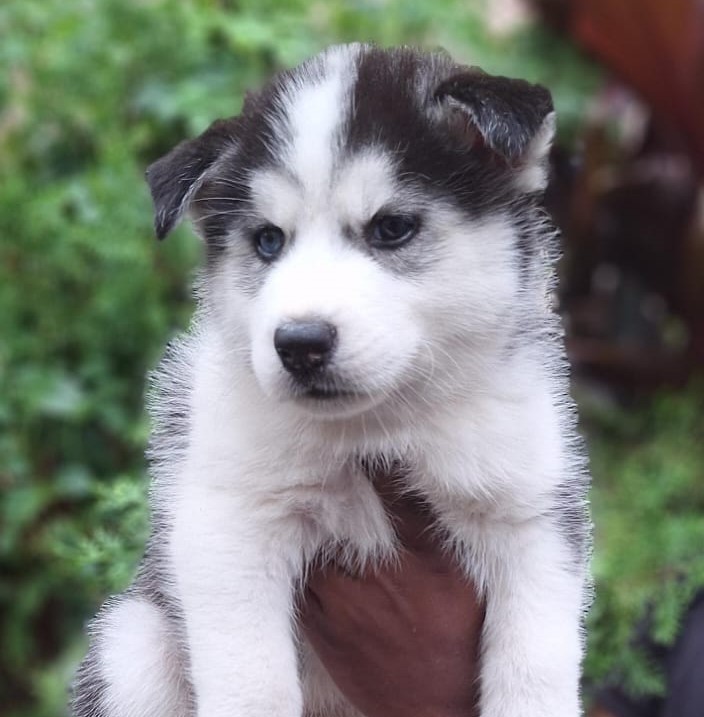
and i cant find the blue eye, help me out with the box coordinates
[370,214,418,248]
[254,225,285,261]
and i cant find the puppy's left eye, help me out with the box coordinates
[369,214,418,248]
[253,225,286,261]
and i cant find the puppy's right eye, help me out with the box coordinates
[369,214,418,249]
[253,225,286,261]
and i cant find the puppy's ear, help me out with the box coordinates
[145,118,237,239]
[435,70,555,191]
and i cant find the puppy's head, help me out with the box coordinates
[147,45,556,418]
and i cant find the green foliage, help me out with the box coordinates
[584,386,704,698]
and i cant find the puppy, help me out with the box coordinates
[71,44,591,717]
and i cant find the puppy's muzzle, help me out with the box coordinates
[274,320,337,378]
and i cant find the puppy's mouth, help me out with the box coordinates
[283,372,371,411]
[305,385,357,400]
[291,378,362,402]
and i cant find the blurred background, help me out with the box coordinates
[1,0,703,715]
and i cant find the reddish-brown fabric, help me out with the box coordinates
[570,0,704,174]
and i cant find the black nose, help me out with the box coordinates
[274,321,337,376]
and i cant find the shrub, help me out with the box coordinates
[585,386,704,698]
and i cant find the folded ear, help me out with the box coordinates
[435,70,555,191]
[145,118,237,239]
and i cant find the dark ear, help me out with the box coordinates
[435,70,555,189]
[145,118,237,239]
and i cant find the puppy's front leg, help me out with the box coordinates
[474,520,586,717]
[171,484,303,717]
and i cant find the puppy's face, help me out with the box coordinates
[148,45,555,418]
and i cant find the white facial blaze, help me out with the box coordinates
[283,46,357,203]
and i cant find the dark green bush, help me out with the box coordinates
[584,387,704,698]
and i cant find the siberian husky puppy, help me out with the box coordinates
[72,44,591,717]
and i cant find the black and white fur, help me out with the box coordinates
[72,44,591,717]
